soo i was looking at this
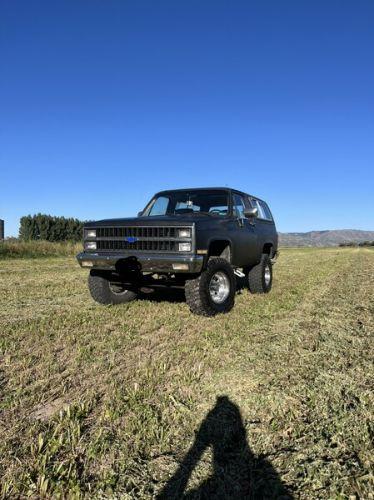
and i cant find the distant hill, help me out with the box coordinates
[278,229,374,247]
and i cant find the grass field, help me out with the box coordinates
[0,248,373,498]
[0,240,80,259]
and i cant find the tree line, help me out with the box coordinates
[339,241,374,247]
[19,214,85,242]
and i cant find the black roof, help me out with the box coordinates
[155,187,266,203]
[156,187,231,193]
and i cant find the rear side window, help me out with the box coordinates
[250,198,273,221]
[260,201,273,221]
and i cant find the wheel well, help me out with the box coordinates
[263,243,273,257]
[208,240,231,262]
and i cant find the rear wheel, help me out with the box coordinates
[247,254,273,294]
[88,272,138,305]
[185,258,235,316]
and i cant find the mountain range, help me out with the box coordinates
[278,229,374,247]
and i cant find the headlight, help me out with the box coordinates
[178,242,191,252]
[178,228,191,238]
[86,229,96,238]
[85,241,97,250]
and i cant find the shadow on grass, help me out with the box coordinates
[138,279,247,305]
[157,396,293,499]
[138,288,186,303]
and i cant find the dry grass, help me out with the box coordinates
[0,240,81,259]
[0,248,373,498]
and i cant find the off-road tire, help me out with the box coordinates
[185,258,235,316]
[247,254,272,294]
[88,272,137,305]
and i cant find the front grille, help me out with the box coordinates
[96,239,177,252]
[90,226,193,253]
[96,227,177,239]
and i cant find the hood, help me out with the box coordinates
[84,214,215,228]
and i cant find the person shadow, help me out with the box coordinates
[157,396,293,499]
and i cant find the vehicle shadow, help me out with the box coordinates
[157,396,293,499]
[138,277,247,305]
[138,287,186,303]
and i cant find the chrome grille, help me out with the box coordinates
[90,226,193,253]
[96,227,178,238]
[96,239,177,252]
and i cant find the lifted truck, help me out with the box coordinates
[77,188,278,316]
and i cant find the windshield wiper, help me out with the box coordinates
[196,211,215,216]
[171,211,215,217]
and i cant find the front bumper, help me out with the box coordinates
[76,252,204,273]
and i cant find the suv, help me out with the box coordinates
[77,188,278,316]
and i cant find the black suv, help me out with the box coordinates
[77,188,278,316]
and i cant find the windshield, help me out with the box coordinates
[143,190,229,217]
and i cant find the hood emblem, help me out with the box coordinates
[125,236,138,243]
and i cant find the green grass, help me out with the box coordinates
[0,248,373,498]
[0,240,82,259]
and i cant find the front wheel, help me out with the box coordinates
[185,258,235,316]
[88,272,138,305]
[247,254,273,294]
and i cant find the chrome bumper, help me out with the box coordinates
[76,252,204,273]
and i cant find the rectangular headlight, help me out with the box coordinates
[86,229,96,238]
[178,228,191,238]
[178,242,191,252]
[85,241,97,250]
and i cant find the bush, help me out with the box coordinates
[19,214,85,242]
[0,240,81,259]
[339,241,374,247]
[358,241,374,247]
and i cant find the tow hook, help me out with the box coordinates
[234,269,245,278]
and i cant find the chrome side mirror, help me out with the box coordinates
[244,207,258,219]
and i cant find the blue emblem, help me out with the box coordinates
[125,236,138,243]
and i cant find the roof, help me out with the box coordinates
[156,187,233,194]
[154,187,266,202]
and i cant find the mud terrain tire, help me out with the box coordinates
[185,258,235,316]
[88,272,137,305]
[247,254,273,294]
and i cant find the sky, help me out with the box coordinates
[1,0,373,237]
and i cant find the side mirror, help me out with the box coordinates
[244,207,258,219]
[137,211,143,217]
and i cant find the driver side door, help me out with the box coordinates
[230,193,258,267]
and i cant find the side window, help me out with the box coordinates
[232,194,246,219]
[148,196,169,216]
[246,196,254,209]
[260,201,273,221]
[251,199,272,220]
[249,198,260,217]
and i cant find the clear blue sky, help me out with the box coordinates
[1,0,373,237]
